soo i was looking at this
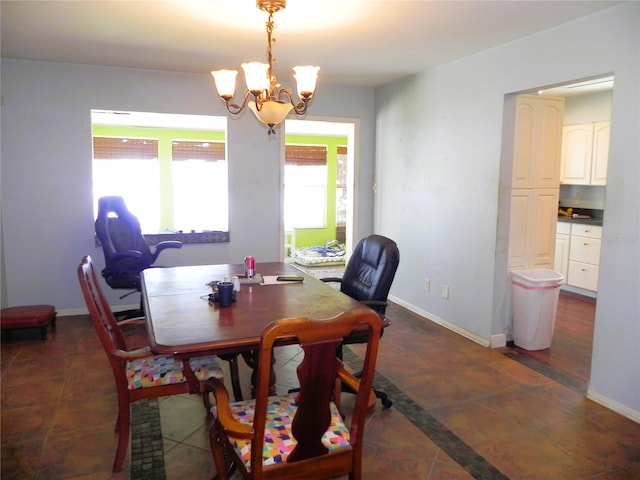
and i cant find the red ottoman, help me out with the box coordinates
[1,305,57,340]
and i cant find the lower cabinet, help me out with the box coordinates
[568,224,602,291]
[554,222,570,283]
[508,188,559,270]
[556,222,602,292]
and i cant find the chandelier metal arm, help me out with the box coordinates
[223,89,257,115]
[275,86,310,115]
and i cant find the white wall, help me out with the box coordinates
[0,61,375,310]
[375,2,639,418]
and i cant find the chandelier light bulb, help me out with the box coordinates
[293,66,320,98]
[241,62,270,94]
[211,70,238,99]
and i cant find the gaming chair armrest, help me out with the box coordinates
[151,241,183,262]
[111,250,143,261]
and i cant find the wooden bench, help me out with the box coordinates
[1,305,57,340]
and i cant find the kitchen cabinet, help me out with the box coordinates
[555,222,602,292]
[560,121,610,185]
[508,188,559,270]
[512,95,565,189]
[554,221,570,283]
[568,224,602,291]
[509,94,564,270]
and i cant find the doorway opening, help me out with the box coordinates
[500,74,613,390]
[283,118,358,265]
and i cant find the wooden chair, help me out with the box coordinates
[77,255,225,472]
[203,308,382,480]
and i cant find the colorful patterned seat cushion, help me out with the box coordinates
[126,355,223,390]
[189,355,224,381]
[212,393,351,469]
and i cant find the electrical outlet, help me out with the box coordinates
[424,278,431,292]
[442,285,449,299]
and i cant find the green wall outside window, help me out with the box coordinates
[285,134,347,249]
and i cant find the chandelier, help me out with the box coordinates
[211,0,320,135]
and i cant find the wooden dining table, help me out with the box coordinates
[141,261,370,358]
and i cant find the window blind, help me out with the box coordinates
[172,141,225,161]
[285,145,327,166]
[93,137,158,160]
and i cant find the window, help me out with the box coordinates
[284,145,327,229]
[91,111,228,241]
[92,137,162,231]
[171,140,228,232]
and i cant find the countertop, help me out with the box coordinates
[557,216,603,226]
[557,207,604,226]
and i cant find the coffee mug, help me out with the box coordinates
[216,281,234,308]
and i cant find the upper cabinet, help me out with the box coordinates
[512,95,565,189]
[560,121,610,185]
[509,94,564,271]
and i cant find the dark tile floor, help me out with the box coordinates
[2,298,639,479]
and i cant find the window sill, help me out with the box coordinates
[145,231,230,245]
[95,231,229,248]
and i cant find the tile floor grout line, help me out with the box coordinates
[501,350,587,394]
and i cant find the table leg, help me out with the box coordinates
[240,350,276,397]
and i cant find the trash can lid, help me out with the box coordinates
[511,269,564,283]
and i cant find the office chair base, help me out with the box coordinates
[374,389,393,409]
[288,384,392,409]
[118,289,139,300]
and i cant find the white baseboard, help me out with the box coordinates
[55,304,139,317]
[587,388,640,423]
[388,295,490,347]
[490,333,507,348]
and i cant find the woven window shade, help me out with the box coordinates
[172,141,225,161]
[285,145,327,166]
[93,137,158,160]
[337,146,347,155]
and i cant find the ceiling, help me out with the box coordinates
[0,0,622,89]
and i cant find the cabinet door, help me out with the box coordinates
[561,123,593,185]
[512,100,535,189]
[513,95,565,189]
[591,121,610,185]
[572,224,602,239]
[568,261,600,291]
[508,190,532,270]
[570,235,602,265]
[554,233,570,283]
[530,189,559,268]
[508,188,558,270]
[535,99,565,188]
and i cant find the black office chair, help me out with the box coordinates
[95,196,182,314]
[321,234,400,408]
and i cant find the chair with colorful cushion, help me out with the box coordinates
[77,255,225,472]
[203,308,382,480]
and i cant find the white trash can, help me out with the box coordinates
[511,269,564,350]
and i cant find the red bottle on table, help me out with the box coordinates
[244,256,255,278]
